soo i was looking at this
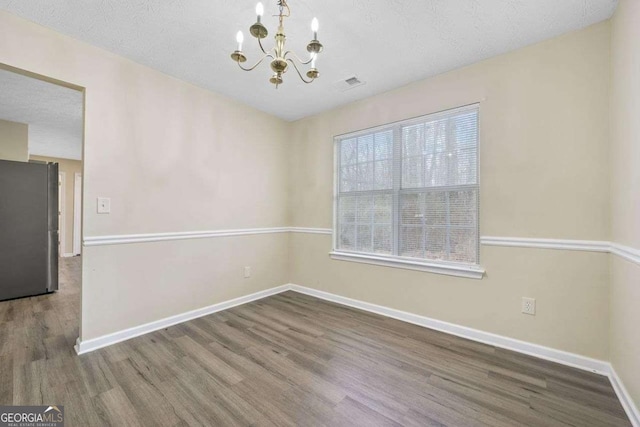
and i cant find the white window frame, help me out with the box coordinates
[330,104,485,279]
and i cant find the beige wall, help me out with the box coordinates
[83,234,288,338]
[609,0,640,408]
[0,8,632,401]
[0,118,28,161]
[30,155,82,255]
[288,22,612,360]
[0,11,290,341]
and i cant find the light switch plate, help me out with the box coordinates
[97,197,111,214]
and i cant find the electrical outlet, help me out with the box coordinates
[243,266,251,278]
[522,297,536,315]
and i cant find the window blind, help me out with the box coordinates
[335,104,479,265]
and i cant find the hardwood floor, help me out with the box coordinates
[0,257,631,426]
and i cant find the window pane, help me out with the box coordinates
[421,119,448,155]
[400,226,424,258]
[402,124,424,157]
[375,131,393,160]
[337,193,392,253]
[339,224,356,251]
[373,225,392,254]
[402,156,423,188]
[449,189,477,227]
[450,148,477,186]
[341,138,357,165]
[425,227,447,261]
[339,130,398,193]
[338,196,357,224]
[400,193,424,225]
[424,191,447,226]
[402,111,478,189]
[374,160,392,190]
[357,162,373,191]
[449,228,477,263]
[453,111,478,149]
[357,225,372,252]
[336,106,479,265]
[374,194,392,223]
[425,152,448,187]
[356,195,373,222]
[340,165,357,192]
[357,135,374,162]
[398,189,478,263]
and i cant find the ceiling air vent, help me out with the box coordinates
[333,75,366,92]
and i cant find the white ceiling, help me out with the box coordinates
[0,0,617,121]
[0,69,83,160]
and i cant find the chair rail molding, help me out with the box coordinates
[83,227,332,246]
[481,236,610,252]
[288,227,332,235]
[610,242,640,266]
[83,229,640,269]
[482,236,640,267]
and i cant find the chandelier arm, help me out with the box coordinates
[286,59,315,84]
[237,53,274,72]
[257,37,270,55]
[283,50,313,65]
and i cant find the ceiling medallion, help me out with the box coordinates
[230,0,323,88]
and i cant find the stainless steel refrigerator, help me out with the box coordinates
[0,159,59,301]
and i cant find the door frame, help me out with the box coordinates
[58,171,66,256]
[1,62,86,349]
[73,173,82,256]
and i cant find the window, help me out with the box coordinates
[332,104,484,279]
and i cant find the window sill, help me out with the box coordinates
[329,251,485,279]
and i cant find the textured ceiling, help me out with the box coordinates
[0,69,83,160]
[0,0,618,121]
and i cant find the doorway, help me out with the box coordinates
[0,63,85,352]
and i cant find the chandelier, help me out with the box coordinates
[230,0,323,87]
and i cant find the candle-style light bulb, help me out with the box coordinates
[236,31,244,51]
[256,2,264,22]
[311,17,319,40]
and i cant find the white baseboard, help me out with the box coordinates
[288,284,610,375]
[289,284,639,425]
[609,366,640,427]
[74,285,290,354]
[61,253,75,258]
[75,282,610,373]
[73,282,638,425]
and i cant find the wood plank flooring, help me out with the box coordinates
[0,257,631,426]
